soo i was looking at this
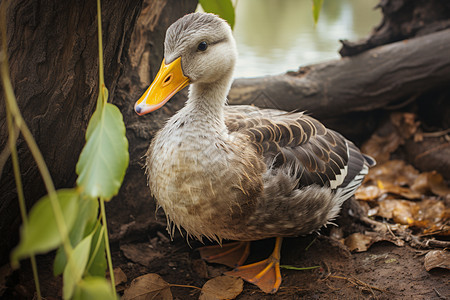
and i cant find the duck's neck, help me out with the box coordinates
[182,74,233,131]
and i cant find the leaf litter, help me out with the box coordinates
[122,273,244,300]
[351,115,450,274]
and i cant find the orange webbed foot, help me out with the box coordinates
[225,237,283,294]
[198,241,250,268]
[225,255,281,293]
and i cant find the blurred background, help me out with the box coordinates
[225,0,381,77]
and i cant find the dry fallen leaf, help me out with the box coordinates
[344,233,373,252]
[375,198,448,230]
[424,250,450,271]
[199,275,243,300]
[120,243,163,267]
[191,259,209,279]
[422,225,450,236]
[122,273,172,300]
[414,199,447,228]
[355,185,381,201]
[390,112,420,139]
[365,231,405,247]
[427,172,450,197]
[377,200,416,225]
[366,160,419,187]
[411,171,450,197]
[343,231,405,253]
[114,267,128,286]
[361,132,402,164]
[378,181,421,199]
[411,172,432,194]
[361,113,419,164]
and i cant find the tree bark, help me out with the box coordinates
[0,0,144,264]
[109,0,197,237]
[339,0,450,56]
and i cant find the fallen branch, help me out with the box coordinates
[229,29,450,120]
[359,217,450,249]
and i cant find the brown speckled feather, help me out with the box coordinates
[220,105,374,239]
[225,105,367,192]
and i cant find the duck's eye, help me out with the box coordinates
[197,41,208,51]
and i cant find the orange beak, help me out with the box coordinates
[134,57,190,115]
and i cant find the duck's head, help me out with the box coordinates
[135,12,237,115]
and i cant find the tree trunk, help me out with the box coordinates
[0,0,145,265]
[108,0,197,238]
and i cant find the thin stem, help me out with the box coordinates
[97,0,104,92]
[280,265,320,271]
[5,97,42,300]
[169,284,202,291]
[0,121,18,178]
[29,257,41,299]
[96,0,115,294]
[84,219,104,274]
[100,198,116,295]
[304,237,317,251]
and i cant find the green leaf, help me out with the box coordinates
[73,276,116,300]
[54,197,99,276]
[76,103,129,200]
[11,189,79,267]
[86,224,107,277]
[312,0,324,24]
[199,0,235,29]
[63,233,93,300]
[280,265,320,271]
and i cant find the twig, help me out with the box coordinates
[100,199,116,295]
[360,216,387,229]
[304,237,317,251]
[420,128,450,138]
[385,223,396,239]
[329,274,385,294]
[425,239,450,248]
[169,283,202,290]
[433,287,447,300]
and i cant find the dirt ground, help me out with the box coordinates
[114,234,449,299]
[3,200,449,300]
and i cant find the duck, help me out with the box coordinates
[134,12,374,294]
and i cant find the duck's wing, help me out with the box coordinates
[224,105,373,195]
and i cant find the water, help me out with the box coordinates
[232,0,381,78]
